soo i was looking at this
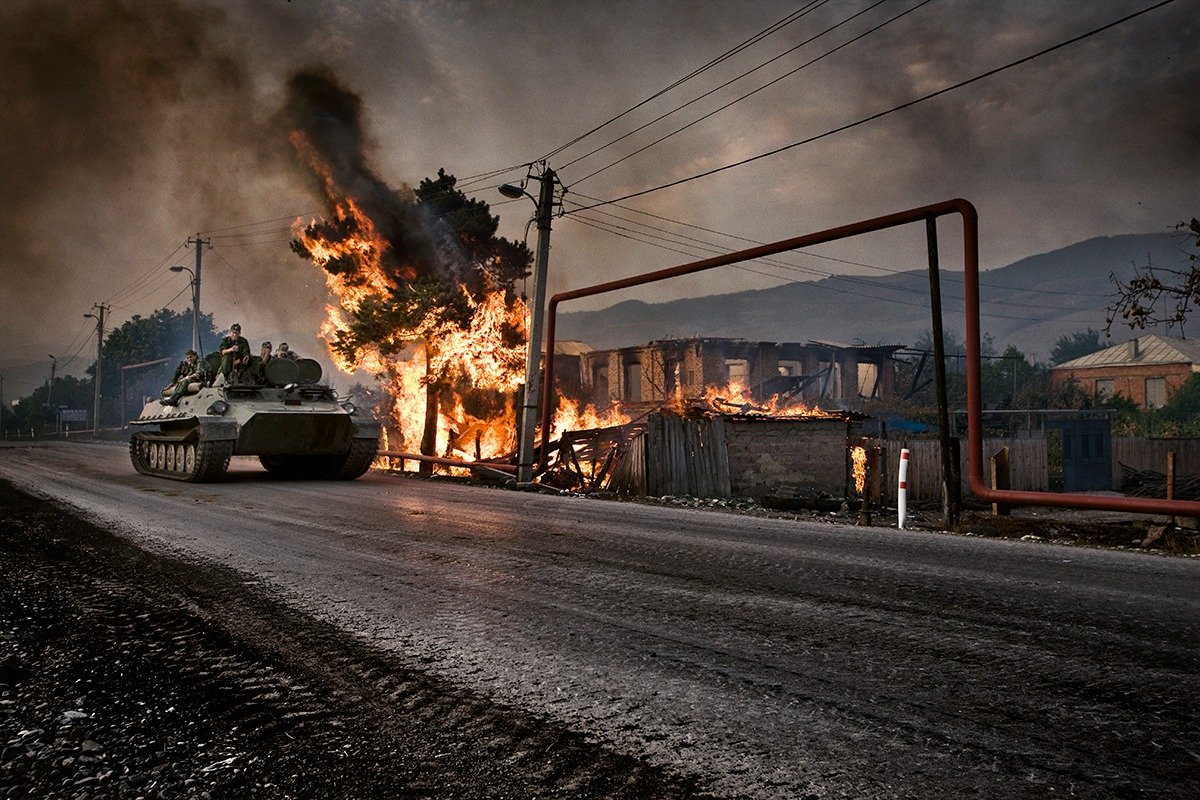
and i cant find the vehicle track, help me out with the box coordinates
[0,479,711,799]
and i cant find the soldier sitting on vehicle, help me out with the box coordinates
[161,349,212,406]
[276,342,298,361]
[217,323,251,384]
[249,341,273,385]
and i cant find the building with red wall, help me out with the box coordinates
[1049,334,1200,409]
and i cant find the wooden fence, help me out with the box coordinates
[643,413,732,498]
[877,438,1047,503]
[1112,437,1200,486]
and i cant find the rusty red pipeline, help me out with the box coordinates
[539,199,1200,518]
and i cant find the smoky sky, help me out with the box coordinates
[1,0,1197,398]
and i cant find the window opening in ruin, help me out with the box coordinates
[857,362,879,397]
[623,358,642,403]
[725,359,749,388]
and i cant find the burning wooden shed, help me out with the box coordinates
[549,409,867,501]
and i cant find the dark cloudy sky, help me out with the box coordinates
[1,0,1196,398]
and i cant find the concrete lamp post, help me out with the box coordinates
[169,265,201,355]
[500,168,557,484]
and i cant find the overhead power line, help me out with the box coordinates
[568,205,1071,319]
[566,213,1046,323]
[458,1,832,190]
[567,190,1113,299]
[197,213,318,235]
[539,0,832,163]
[568,0,933,185]
[567,0,1177,212]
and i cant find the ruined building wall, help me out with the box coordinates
[724,417,858,497]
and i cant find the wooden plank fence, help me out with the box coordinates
[606,419,1048,502]
[644,413,732,498]
[878,438,1047,502]
[1111,437,1200,487]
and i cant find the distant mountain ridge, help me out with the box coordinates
[559,232,1191,362]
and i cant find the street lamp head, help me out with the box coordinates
[498,183,527,200]
[170,265,185,273]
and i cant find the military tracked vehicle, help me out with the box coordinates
[129,356,380,482]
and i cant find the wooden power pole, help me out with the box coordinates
[86,303,109,434]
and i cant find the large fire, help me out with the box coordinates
[701,381,838,418]
[290,128,625,472]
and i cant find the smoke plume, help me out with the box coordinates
[284,68,443,284]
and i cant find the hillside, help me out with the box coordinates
[558,232,1193,362]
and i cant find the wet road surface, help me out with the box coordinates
[3,441,1198,798]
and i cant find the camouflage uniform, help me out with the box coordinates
[249,342,273,385]
[162,353,212,405]
[218,329,251,381]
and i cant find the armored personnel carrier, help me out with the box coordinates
[129,356,380,482]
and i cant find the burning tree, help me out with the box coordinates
[285,70,532,470]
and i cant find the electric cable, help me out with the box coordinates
[101,242,187,308]
[538,0,832,163]
[567,213,1047,323]
[569,202,1102,312]
[568,190,1114,298]
[197,213,318,235]
[458,1,830,189]
[567,0,1177,211]
[561,0,902,176]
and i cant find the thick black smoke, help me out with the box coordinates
[284,68,443,283]
[0,1,287,299]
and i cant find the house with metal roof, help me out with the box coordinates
[1048,334,1200,408]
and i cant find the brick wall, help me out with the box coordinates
[1049,363,1192,408]
[724,417,858,497]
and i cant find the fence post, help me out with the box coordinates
[1167,451,1176,526]
[991,446,1011,516]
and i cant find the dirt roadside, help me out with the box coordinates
[0,479,714,800]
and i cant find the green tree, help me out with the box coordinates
[1049,328,1107,366]
[9,375,92,435]
[89,308,221,426]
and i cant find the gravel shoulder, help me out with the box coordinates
[0,478,711,799]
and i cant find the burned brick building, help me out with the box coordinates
[577,337,905,411]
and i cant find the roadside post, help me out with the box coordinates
[898,448,910,529]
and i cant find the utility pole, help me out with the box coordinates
[47,355,57,431]
[86,303,109,434]
[186,235,209,354]
[509,166,557,484]
[926,218,960,531]
[47,355,57,408]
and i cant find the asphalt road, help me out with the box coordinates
[2,440,1197,799]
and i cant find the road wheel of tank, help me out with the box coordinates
[328,438,380,480]
[183,444,196,475]
[189,438,234,482]
[166,445,176,472]
[130,436,151,474]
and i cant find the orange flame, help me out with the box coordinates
[851,445,867,495]
[290,133,598,472]
[701,381,837,418]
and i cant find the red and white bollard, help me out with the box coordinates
[897,448,910,529]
